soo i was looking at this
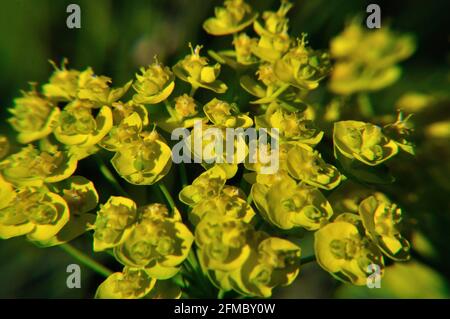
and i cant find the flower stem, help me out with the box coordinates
[94,154,129,197]
[179,163,188,188]
[301,254,316,264]
[158,183,176,211]
[59,243,113,278]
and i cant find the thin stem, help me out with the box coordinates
[301,254,316,264]
[94,154,129,197]
[189,85,198,97]
[246,193,253,205]
[179,163,188,188]
[59,243,113,278]
[158,183,176,211]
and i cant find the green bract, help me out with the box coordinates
[334,120,398,165]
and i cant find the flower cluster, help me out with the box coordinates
[180,166,301,297]
[0,0,417,299]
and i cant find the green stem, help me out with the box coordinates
[179,163,188,188]
[301,254,316,264]
[94,154,129,197]
[218,290,226,299]
[158,183,176,211]
[246,193,253,205]
[59,243,113,278]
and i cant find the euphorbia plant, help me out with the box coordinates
[0,0,416,299]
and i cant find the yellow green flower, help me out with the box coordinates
[334,120,398,165]
[254,0,292,37]
[196,214,252,272]
[179,166,227,206]
[0,145,77,187]
[111,100,149,126]
[54,101,113,147]
[315,219,384,285]
[252,174,333,230]
[273,36,331,90]
[33,176,99,247]
[111,130,172,185]
[203,98,253,128]
[286,144,341,190]
[190,186,255,225]
[255,103,323,145]
[173,44,228,93]
[233,33,258,65]
[95,267,156,299]
[0,187,69,242]
[100,112,143,152]
[132,60,175,104]
[383,112,415,155]
[174,94,198,119]
[114,203,194,279]
[8,89,60,144]
[329,20,415,94]
[77,67,132,105]
[93,196,138,251]
[43,59,80,101]
[203,0,257,36]
[228,236,301,297]
[358,195,410,261]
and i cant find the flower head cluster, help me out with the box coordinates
[315,189,410,284]
[179,166,301,297]
[0,0,418,299]
[93,197,194,280]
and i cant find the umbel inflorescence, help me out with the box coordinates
[0,0,415,298]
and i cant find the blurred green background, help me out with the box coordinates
[0,0,449,298]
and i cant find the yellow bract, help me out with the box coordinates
[315,219,384,285]
[0,187,70,242]
[0,145,77,187]
[286,144,341,190]
[8,90,60,144]
[114,203,194,279]
[358,195,410,261]
[252,174,333,230]
[203,98,253,128]
[173,44,228,93]
[203,0,257,36]
[334,120,398,165]
[95,267,156,299]
[133,61,175,104]
[93,196,138,251]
